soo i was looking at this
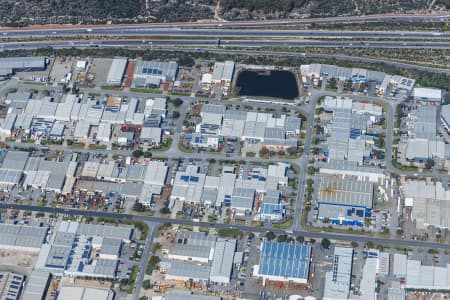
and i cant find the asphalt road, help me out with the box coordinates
[132,222,155,300]
[1,12,449,32]
[2,28,450,39]
[3,39,450,51]
[5,203,450,250]
[166,47,450,75]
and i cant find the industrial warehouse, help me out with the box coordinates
[0,50,447,300]
[0,91,167,148]
[159,231,237,284]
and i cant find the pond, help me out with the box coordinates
[235,70,299,100]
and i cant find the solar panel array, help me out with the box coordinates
[259,242,311,280]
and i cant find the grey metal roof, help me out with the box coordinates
[134,60,178,81]
[263,190,281,204]
[318,203,366,222]
[169,244,211,260]
[45,245,71,269]
[0,169,22,185]
[165,260,210,281]
[76,224,132,240]
[264,127,284,139]
[224,110,247,121]
[53,232,76,246]
[202,104,225,115]
[210,239,236,283]
[0,224,47,249]
[164,291,220,300]
[285,116,301,132]
[106,57,127,84]
[0,57,46,70]
[21,270,51,300]
[231,188,255,210]
[2,151,29,170]
[324,247,353,299]
[318,177,373,209]
[442,105,450,126]
[47,162,69,191]
[94,259,118,277]
[413,105,437,139]
[176,231,216,248]
[258,242,311,280]
[126,164,147,181]
[222,61,234,81]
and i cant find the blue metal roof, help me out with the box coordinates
[260,203,283,215]
[259,242,311,280]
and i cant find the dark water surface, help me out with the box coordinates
[236,70,299,100]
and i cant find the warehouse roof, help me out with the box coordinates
[100,238,121,256]
[263,190,281,204]
[45,245,71,269]
[94,259,118,277]
[412,87,442,101]
[140,127,162,142]
[134,60,178,81]
[57,286,114,300]
[0,224,47,249]
[393,253,407,277]
[144,161,168,186]
[413,105,437,139]
[54,231,76,246]
[221,61,234,82]
[165,260,211,281]
[0,56,46,70]
[210,239,236,283]
[318,177,373,209]
[212,62,224,82]
[258,242,311,281]
[0,169,22,185]
[442,105,450,124]
[163,291,220,300]
[107,57,127,84]
[169,244,212,261]
[323,247,353,300]
[2,151,29,170]
[260,203,283,216]
[76,223,132,240]
[21,271,51,300]
[176,231,217,248]
[231,188,255,211]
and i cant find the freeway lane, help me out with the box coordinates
[0,13,449,32]
[2,39,450,51]
[2,28,450,39]
[162,47,450,75]
[4,203,450,250]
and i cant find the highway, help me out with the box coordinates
[4,203,450,250]
[2,28,450,39]
[0,12,449,32]
[2,38,450,52]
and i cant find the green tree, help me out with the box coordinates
[159,207,170,214]
[265,231,276,241]
[133,202,146,212]
[296,236,304,243]
[277,234,288,243]
[170,98,183,107]
[132,150,144,158]
[344,79,353,91]
[425,158,435,170]
[365,241,374,249]
[328,77,337,89]
[351,241,359,248]
[321,238,331,249]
